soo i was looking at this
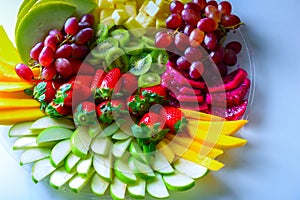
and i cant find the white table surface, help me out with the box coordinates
[1,0,300,199]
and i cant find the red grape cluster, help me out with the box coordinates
[15,14,95,81]
[155,0,243,80]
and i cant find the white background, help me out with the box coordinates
[1,0,300,199]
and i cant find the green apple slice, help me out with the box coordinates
[13,137,55,150]
[110,176,127,200]
[76,154,93,177]
[115,156,137,184]
[112,130,131,140]
[71,127,92,158]
[173,158,209,179]
[113,137,132,158]
[91,136,112,156]
[68,169,95,193]
[49,166,76,189]
[100,122,120,137]
[91,173,110,196]
[31,116,75,130]
[162,171,195,191]
[32,158,56,183]
[129,140,148,164]
[50,139,72,167]
[93,153,113,182]
[9,121,41,137]
[65,152,81,172]
[129,157,155,180]
[37,126,73,144]
[127,176,146,199]
[20,148,51,165]
[151,151,174,175]
[146,173,169,199]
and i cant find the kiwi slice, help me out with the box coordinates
[142,36,157,51]
[110,29,130,47]
[96,24,109,43]
[91,37,119,59]
[138,72,161,88]
[150,50,168,74]
[129,53,152,76]
[105,47,129,73]
[122,38,144,56]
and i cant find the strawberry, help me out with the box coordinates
[55,79,92,107]
[159,106,188,133]
[90,69,106,90]
[120,73,138,94]
[45,101,72,118]
[74,101,97,126]
[127,95,150,116]
[140,85,167,104]
[96,99,124,124]
[33,80,59,109]
[95,68,121,100]
[139,112,165,129]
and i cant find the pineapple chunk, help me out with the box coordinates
[100,9,114,21]
[125,5,137,17]
[135,12,154,28]
[144,1,160,17]
[123,17,146,37]
[136,0,145,8]
[125,1,137,9]
[98,0,114,9]
[111,0,128,3]
[138,0,150,11]
[101,16,115,29]
[155,0,170,11]
[112,9,129,25]
[156,18,166,28]
[116,3,125,10]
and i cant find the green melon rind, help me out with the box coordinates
[9,121,41,137]
[16,0,38,33]
[20,148,51,165]
[162,171,195,191]
[15,2,76,63]
[36,126,73,144]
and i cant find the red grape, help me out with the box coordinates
[197,17,218,32]
[183,24,195,36]
[203,32,218,50]
[30,42,44,61]
[71,44,89,59]
[39,46,54,67]
[55,44,73,58]
[49,29,63,43]
[225,41,242,54]
[209,46,224,64]
[218,1,232,15]
[55,58,73,79]
[184,2,202,13]
[78,21,91,30]
[207,12,221,23]
[44,35,58,51]
[155,32,173,48]
[216,62,228,77]
[74,28,94,45]
[15,63,33,81]
[80,14,95,26]
[174,33,190,51]
[189,28,205,47]
[64,17,79,35]
[207,0,218,8]
[170,1,184,15]
[189,61,204,79]
[166,14,183,30]
[205,5,218,15]
[177,56,191,70]
[184,47,203,62]
[224,48,237,66]
[192,0,207,10]
[221,14,241,29]
[42,63,57,80]
[181,8,201,27]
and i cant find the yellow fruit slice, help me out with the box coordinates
[0,91,31,99]
[179,108,225,121]
[156,140,176,163]
[0,108,46,125]
[0,26,21,66]
[0,98,40,109]
[214,135,247,148]
[0,81,34,92]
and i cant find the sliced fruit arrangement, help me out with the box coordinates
[0,0,253,199]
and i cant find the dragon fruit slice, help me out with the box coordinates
[211,100,248,120]
[209,68,248,92]
[206,78,251,107]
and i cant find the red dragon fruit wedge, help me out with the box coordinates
[206,78,251,107]
[211,100,248,120]
[209,68,248,92]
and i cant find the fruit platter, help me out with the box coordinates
[0,0,255,199]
